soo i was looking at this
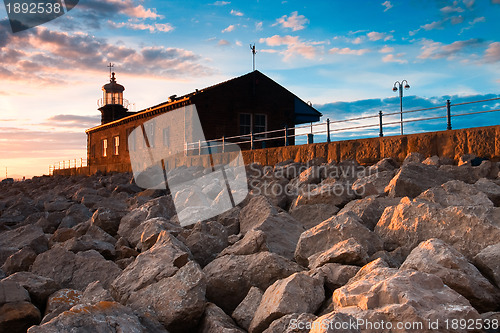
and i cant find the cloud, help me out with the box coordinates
[43,114,101,128]
[367,31,394,41]
[259,35,319,61]
[222,24,236,33]
[109,21,174,33]
[382,1,393,12]
[382,53,408,64]
[235,40,242,46]
[255,22,263,31]
[418,38,483,60]
[218,39,230,46]
[329,47,370,56]
[484,42,500,62]
[230,9,244,16]
[440,5,465,14]
[212,1,230,5]
[460,16,486,33]
[274,11,309,31]
[379,45,394,53]
[0,20,213,84]
[421,20,445,31]
[352,37,363,44]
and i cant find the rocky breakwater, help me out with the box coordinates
[0,152,499,332]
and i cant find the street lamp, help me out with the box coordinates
[393,80,410,135]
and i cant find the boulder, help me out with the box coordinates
[183,220,228,267]
[289,204,339,230]
[401,238,500,312]
[403,152,424,165]
[232,287,264,331]
[475,178,500,206]
[2,272,59,310]
[239,196,305,259]
[375,197,500,259]
[28,301,168,333]
[263,313,318,333]
[385,163,453,198]
[126,261,206,332]
[474,242,500,287]
[0,280,31,305]
[294,211,383,267]
[137,217,183,251]
[43,198,73,212]
[416,180,493,207]
[218,229,268,257]
[42,289,82,324]
[332,259,481,332]
[117,195,176,247]
[216,207,240,235]
[308,263,360,293]
[1,247,37,275]
[422,155,440,166]
[31,248,121,291]
[111,231,190,304]
[90,207,127,236]
[368,158,399,173]
[337,196,401,231]
[80,281,114,305]
[307,238,369,269]
[0,301,41,333]
[203,252,303,313]
[59,204,92,229]
[199,302,245,333]
[290,181,356,210]
[0,224,48,258]
[249,272,324,333]
[351,170,395,197]
[53,235,116,260]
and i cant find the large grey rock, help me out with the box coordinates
[0,301,41,333]
[28,301,168,333]
[290,181,356,209]
[239,196,305,259]
[375,197,500,259]
[474,242,500,287]
[416,180,493,207]
[218,229,268,257]
[91,207,127,236]
[351,170,396,196]
[332,259,481,333]
[307,238,369,269]
[308,312,360,333]
[401,238,500,312]
[31,248,121,291]
[1,247,37,275]
[199,302,245,333]
[2,272,59,310]
[308,263,360,293]
[183,220,228,267]
[232,287,263,331]
[338,196,401,231]
[475,178,500,206]
[0,225,48,258]
[289,204,339,230]
[294,211,383,267]
[249,272,324,333]
[385,163,453,198]
[126,261,206,332]
[111,231,191,304]
[203,252,303,313]
[117,195,176,247]
[42,289,83,324]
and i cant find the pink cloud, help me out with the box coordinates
[274,11,309,31]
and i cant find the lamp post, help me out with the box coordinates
[393,80,410,135]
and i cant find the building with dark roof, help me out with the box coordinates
[85,70,321,173]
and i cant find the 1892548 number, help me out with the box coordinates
[5,2,62,14]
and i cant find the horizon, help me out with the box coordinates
[1,0,500,178]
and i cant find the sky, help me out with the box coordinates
[1,0,500,178]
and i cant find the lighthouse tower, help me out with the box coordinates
[98,71,129,125]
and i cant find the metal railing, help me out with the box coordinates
[185,96,500,155]
[49,158,87,175]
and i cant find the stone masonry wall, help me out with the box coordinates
[54,125,500,176]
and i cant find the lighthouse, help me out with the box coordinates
[97,70,130,125]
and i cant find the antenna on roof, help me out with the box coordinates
[107,62,114,79]
[250,43,257,71]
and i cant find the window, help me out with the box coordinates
[239,113,251,135]
[254,114,267,138]
[114,136,120,155]
[163,127,170,147]
[102,139,108,157]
